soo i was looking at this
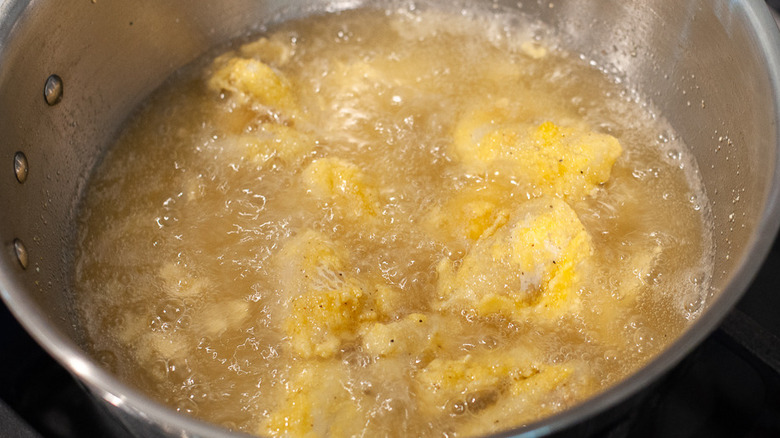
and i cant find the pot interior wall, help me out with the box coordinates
[545,0,778,296]
[0,0,334,342]
[0,0,778,436]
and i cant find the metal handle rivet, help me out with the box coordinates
[14,151,28,183]
[13,239,28,270]
[44,74,63,106]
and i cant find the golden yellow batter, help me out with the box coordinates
[74,7,712,438]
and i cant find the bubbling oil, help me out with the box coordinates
[74,6,712,437]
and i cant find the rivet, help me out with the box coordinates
[13,239,28,270]
[44,74,63,106]
[14,152,28,183]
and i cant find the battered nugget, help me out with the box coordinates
[209,57,297,113]
[436,196,592,321]
[276,230,376,358]
[302,158,383,220]
[453,107,622,199]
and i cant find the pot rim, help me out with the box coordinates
[2,0,780,437]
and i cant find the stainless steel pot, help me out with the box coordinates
[1,0,780,437]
